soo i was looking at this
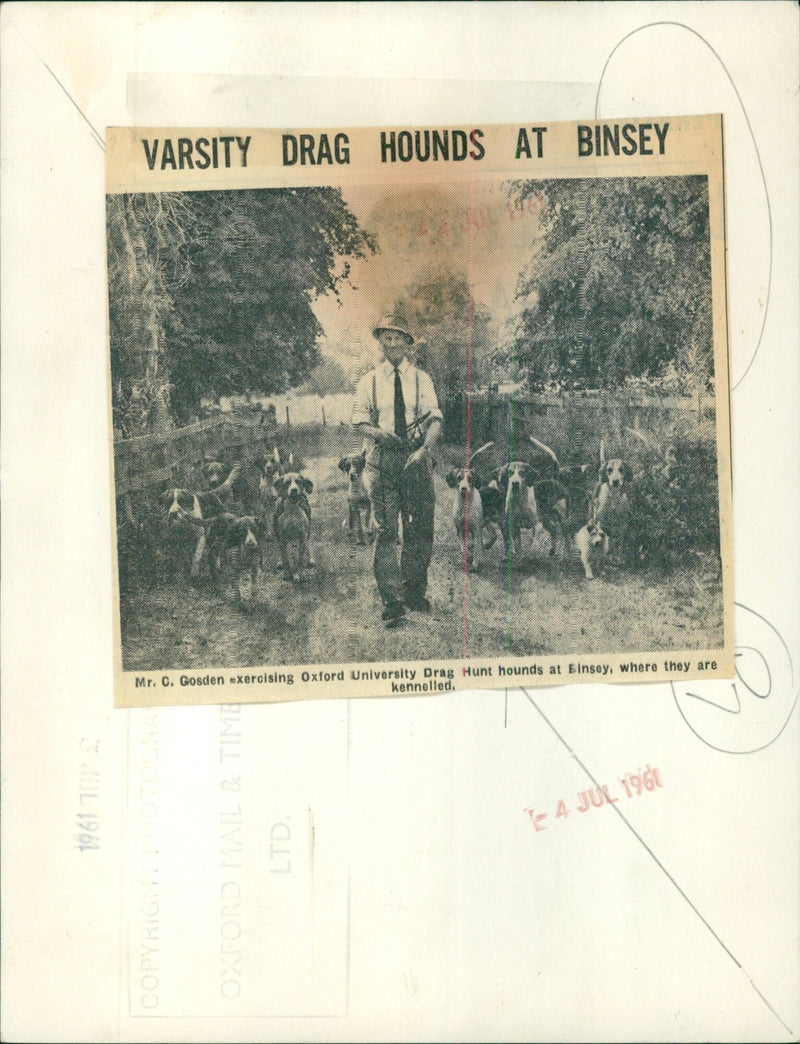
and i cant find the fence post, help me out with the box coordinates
[321,405,326,426]
[286,405,291,429]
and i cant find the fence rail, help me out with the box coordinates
[115,390,714,495]
[114,412,276,495]
[444,388,713,451]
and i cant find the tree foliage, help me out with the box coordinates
[508,176,713,390]
[626,420,721,569]
[392,266,494,392]
[107,188,375,430]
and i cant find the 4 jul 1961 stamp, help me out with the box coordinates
[105,115,734,706]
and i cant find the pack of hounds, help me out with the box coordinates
[444,436,633,581]
[162,448,315,608]
[160,436,636,610]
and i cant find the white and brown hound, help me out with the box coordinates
[259,447,284,492]
[257,448,284,539]
[573,521,610,580]
[339,450,374,545]
[162,487,223,578]
[445,467,485,571]
[592,456,632,563]
[496,462,541,560]
[205,512,264,607]
[273,471,313,582]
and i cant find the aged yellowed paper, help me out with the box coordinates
[106,115,733,706]
[3,3,798,1042]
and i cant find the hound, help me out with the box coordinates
[162,487,223,578]
[480,479,504,550]
[445,467,485,571]
[592,446,632,564]
[573,521,610,580]
[558,463,596,528]
[258,448,284,539]
[273,471,313,582]
[201,459,259,517]
[536,463,599,560]
[339,449,374,544]
[202,459,229,490]
[259,447,284,491]
[205,512,264,608]
[496,462,541,560]
[526,437,596,559]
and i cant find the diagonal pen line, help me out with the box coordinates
[521,687,795,1038]
[10,22,106,151]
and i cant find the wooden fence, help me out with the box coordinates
[114,412,277,495]
[115,389,715,497]
[443,389,714,457]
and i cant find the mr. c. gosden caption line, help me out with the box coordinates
[134,656,721,694]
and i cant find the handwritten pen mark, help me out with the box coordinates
[733,647,772,700]
[674,603,797,755]
[9,20,106,152]
[521,688,795,1038]
[686,649,772,713]
[595,20,772,392]
[686,680,741,715]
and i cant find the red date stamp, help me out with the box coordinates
[524,765,663,832]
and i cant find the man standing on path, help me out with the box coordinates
[352,315,442,627]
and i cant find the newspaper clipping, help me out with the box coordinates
[106,116,734,706]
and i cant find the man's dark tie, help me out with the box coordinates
[393,366,407,439]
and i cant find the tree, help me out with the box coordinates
[107,188,375,429]
[390,267,496,441]
[508,176,713,390]
[392,266,494,391]
[107,193,197,434]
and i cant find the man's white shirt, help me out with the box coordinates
[351,357,442,435]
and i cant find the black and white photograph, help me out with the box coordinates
[106,119,733,703]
